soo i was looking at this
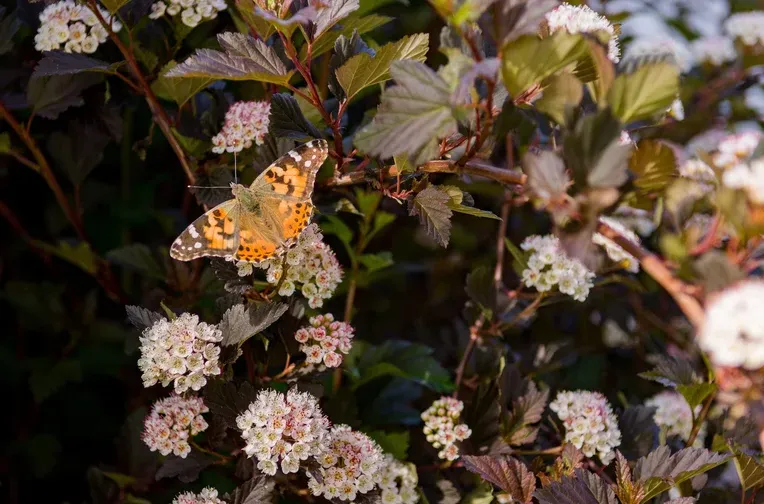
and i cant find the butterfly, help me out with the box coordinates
[170,139,328,263]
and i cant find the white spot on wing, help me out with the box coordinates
[305,160,312,167]
[194,242,202,249]
[189,225,199,239]
[289,150,302,162]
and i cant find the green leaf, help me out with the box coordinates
[346,339,453,392]
[408,185,453,247]
[358,251,393,273]
[463,455,535,503]
[366,430,410,460]
[0,132,10,154]
[488,0,559,45]
[166,32,293,84]
[313,0,360,38]
[0,7,20,56]
[303,13,392,60]
[269,93,323,140]
[321,215,354,245]
[501,31,588,97]
[676,383,716,410]
[607,61,680,123]
[29,359,82,403]
[100,0,131,13]
[329,30,374,100]
[151,61,214,107]
[504,238,528,270]
[465,266,496,311]
[462,482,495,504]
[535,72,584,125]
[35,240,98,275]
[107,244,164,280]
[227,473,277,504]
[32,52,120,78]
[27,74,103,120]
[733,449,764,491]
[219,303,289,346]
[336,33,429,101]
[233,1,276,40]
[634,446,729,502]
[628,139,677,197]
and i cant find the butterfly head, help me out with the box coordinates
[231,183,262,213]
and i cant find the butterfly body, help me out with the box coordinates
[170,139,328,263]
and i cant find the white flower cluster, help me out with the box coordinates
[138,313,222,394]
[592,216,640,273]
[421,397,472,461]
[724,11,764,47]
[690,36,737,66]
[211,101,270,154]
[712,131,762,168]
[679,159,717,190]
[624,36,694,72]
[520,235,595,302]
[699,280,764,370]
[378,454,419,504]
[645,391,705,445]
[295,313,354,368]
[172,488,224,504]
[142,395,208,458]
[149,0,227,28]
[35,0,120,53]
[308,425,385,502]
[723,157,764,204]
[545,3,620,62]
[549,390,622,464]
[236,388,330,475]
[238,224,343,309]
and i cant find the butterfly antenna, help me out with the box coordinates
[188,185,231,189]
[234,152,238,184]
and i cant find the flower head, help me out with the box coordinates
[712,131,763,168]
[211,101,270,154]
[691,36,737,66]
[724,11,764,47]
[295,313,354,368]
[238,224,343,309]
[172,487,225,504]
[149,0,226,26]
[308,425,385,501]
[723,157,764,204]
[378,454,420,504]
[421,397,472,461]
[237,388,330,475]
[624,36,693,72]
[35,0,121,53]
[699,281,764,370]
[645,391,705,445]
[519,235,595,301]
[142,395,208,458]
[545,3,620,62]
[137,313,223,394]
[550,390,621,464]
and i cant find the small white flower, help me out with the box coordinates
[550,390,621,464]
[645,391,706,445]
[691,36,737,66]
[35,0,121,54]
[421,397,471,461]
[149,2,168,18]
[143,395,209,458]
[518,235,595,301]
[725,11,764,47]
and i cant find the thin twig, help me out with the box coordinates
[453,316,483,398]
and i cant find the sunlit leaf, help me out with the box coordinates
[607,61,680,123]
[152,61,214,107]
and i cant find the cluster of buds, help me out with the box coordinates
[142,395,208,458]
[378,454,420,504]
[149,0,227,27]
[520,235,595,302]
[211,101,270,154]
[137,313,223,394]
[294,313,354,368]
[421,397,472,461]
[172,488,224,504]
[35,0,120,53]
[550,390,622,464]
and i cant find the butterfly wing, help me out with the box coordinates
[170,199,240,261]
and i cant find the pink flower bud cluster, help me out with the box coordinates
[172,487,224,504]
[294,313,354,368]
[236,389,330,476]
[421,397,472,461]
[142,395,209,458]
[549,390,621,464]
[308,425,385,501]
[211,101,270,154]
[35,0,120,53]
[138,313,222,394]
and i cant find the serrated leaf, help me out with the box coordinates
[408,185,453,247]
[219,303,289,346]
[676,383,716,410]
[156,452,214,483]
[535,72,584,125]
[355,60,457,166]
[639,355,699,388]
[246,5,317,38]
[27,74,103,120]
[152,61,214,107]
[534,474,602,504]
[523,150,571,203]
[304,13,392,60]
[462,380,503,451]
[32,51,118,78]
[366,430,409,460]
[203,380,259,428]
[448,202,501,220]
[618,405,659,460]
[313,0,359,39]
[329,30,374,100]
[634,446,729,502]
[228,473,276,504]
[166,32,293,84]
[733,449,764,491]
[107,244,164,280]
[577,469,618,504]
[463,455,535,503]
[358,252,393,273]
[485,0,559,45]
[336,33,429,101]
[505,380,548,446]
[501,31,588,97]
[607,61,679,123]
[125,305,163,331]
[269,93,323,140]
